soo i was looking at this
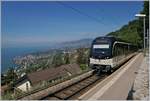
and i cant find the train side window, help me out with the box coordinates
[118,43,124,56]
[118,43,122,56]
[124,45,128,55]
[113,44,117,57]
[117,43,121,56]
[113,45,115,56]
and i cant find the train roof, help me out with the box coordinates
[94,36,119,42]
[94,36,138,46]
[93,36,130,44]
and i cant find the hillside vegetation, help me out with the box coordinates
[107,1,149,48]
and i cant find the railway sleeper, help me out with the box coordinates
[73,84,85,89]
[46,75,100,100]
[55,90,76,100]
[55,92,68,99]
[83,79,95,84]
[83,80,93,84]
[80,81,89,86]
[86,77,96,81]
[69,87,81,92]
[45,96,60,100]
[62,90,77,97]
[57,85,89,100]
[64,90,74,94]
[79,82,90,86]
[85,78,94,82]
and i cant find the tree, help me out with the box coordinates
[64,52,70,64]
[2,68,18,91]
[107,1,149,48]
[77,48,87,65]
[4,67,18,85]
[52,53,64,67]
[141,1,149,30]
[138,1,149,48]
[1,74,6,85]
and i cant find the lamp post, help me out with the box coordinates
[135,14,146,50]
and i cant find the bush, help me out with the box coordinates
[2,91,14,100]
[80,64,88,71]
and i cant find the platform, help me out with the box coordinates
[79,53,144,100]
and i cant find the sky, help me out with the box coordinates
[2,1,143,48]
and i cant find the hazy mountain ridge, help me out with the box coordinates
[14,38,93,71]
[52,38,93,50]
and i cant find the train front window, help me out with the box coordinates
[93,44,109,49]
[93,44,110,52]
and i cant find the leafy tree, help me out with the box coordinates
[4,67,18,85]
[141,1,149,30]
[77,48,87,64]
[64,52,70,64]
[52,53,64,67]
[107,20,142,47]
[107,1,149,48]
[2,68,18,91]
[1,74,6,85]
[80,64,88,70]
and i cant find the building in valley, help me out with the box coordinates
[14,63,82,92]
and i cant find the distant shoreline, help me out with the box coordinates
[1,46,50,73]
[1,38,92,73]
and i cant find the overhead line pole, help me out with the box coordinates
[135,14,146,50]
[143,17,145,49]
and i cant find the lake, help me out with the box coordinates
[1,46,52,73]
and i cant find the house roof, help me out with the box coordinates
[14,75,28,86]
[15,63,82,86]
[27,66,67,85]
[62,64,82,75]
[1,85,9,95]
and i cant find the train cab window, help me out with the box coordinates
[93,44,110,52]
[93,44,109,49]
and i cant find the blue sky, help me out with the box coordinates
[2,1,143,47]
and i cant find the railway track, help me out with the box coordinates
[41,73,109,100]
[41,55,135,100]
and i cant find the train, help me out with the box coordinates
[89,36,138,74]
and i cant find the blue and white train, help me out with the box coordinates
[89,36,138,74]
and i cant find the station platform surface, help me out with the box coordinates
[129,53,149,100]
[79,53,147,100]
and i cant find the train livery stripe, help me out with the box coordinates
[90,53,136,69]
[90,58,113,66]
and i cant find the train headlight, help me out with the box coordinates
[106,65,111,71]
[102,51,105,54]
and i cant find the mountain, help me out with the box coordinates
[13,38,93,60]
[107,1,149,48]
[52,38,93,50]
[107,20,142,47]
[61,38,93,48]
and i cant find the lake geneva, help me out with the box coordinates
[1,46,51,73]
